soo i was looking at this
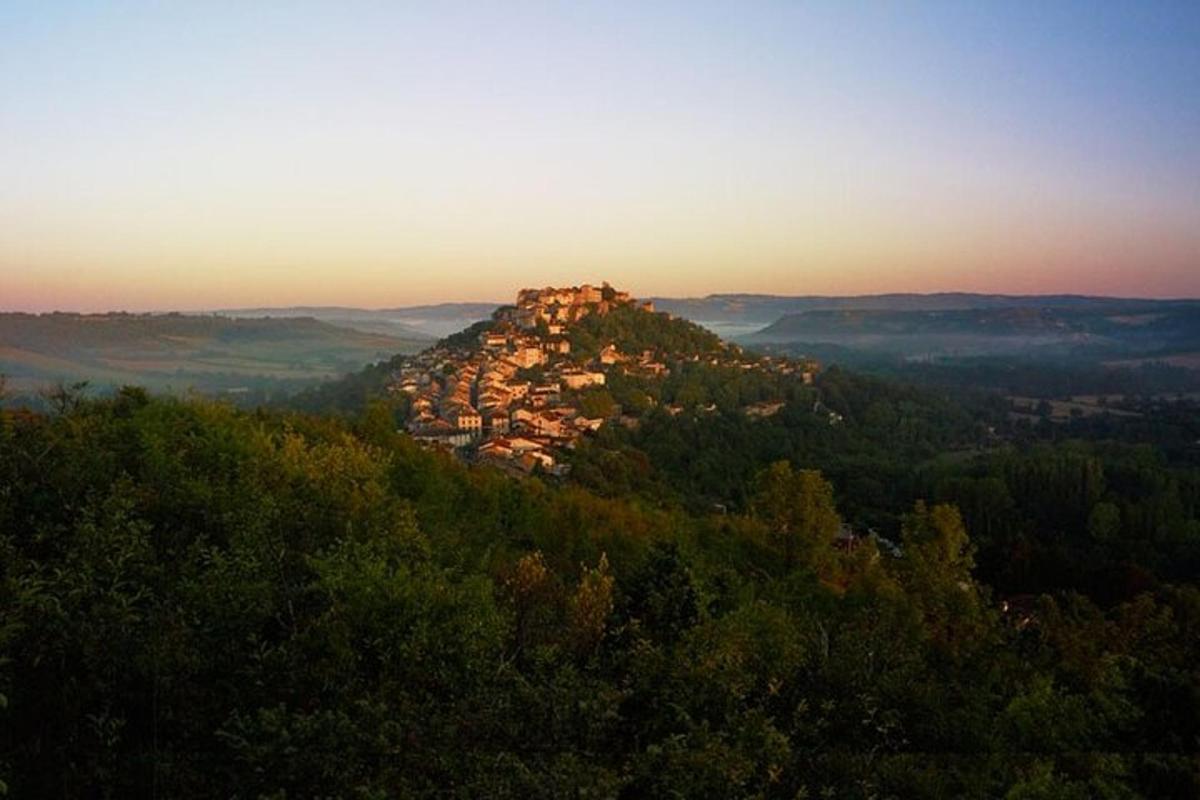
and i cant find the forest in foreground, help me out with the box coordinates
[2,377,1198,798]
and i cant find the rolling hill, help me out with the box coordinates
[0,312,429,395]
[650,292,1193,325]
[216,303,501,339]
[745,303,1200,362]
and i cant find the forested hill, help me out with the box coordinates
[652,292,1197,326]
[296,291,743,414]
[567,303,724,359]
[3,379,1199,796]
[438,297,727,359]
[748,303,1200,361]
[214,303,497,339]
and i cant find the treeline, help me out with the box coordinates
[571,368,1200,603]
[0,374,321,415]
[887,358,1200,399]
[1,390,1198,797]
[286,353,411,416]
[575,359,820,422]
[756,343,1200,398]
[571,367,996,518]
[923,443,1200,601]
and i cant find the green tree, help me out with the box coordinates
[895,501,988,652]
[750,461,840,571]
[576,388,617,419]
[1087,501,1121,541]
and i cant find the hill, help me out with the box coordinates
[299,284,816,464]
[645,292,1199,342]
[217,302,501,339]
[0,312,428,397]
[747,303,1200,362]
[213,294,1200,347]
[567,303,724,360]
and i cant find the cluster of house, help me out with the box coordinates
[388,283,820,473]
[389,284,641,474]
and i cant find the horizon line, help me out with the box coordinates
[4,287,1200,316]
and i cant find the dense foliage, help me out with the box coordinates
[758,343,1200,398]
[568,305,724,360]
[287,353,413,416]
[2,383,1198,797]
[572,367,1200,600]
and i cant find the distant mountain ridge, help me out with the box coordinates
[745,303,1200,362]
[649,292,1199,326]
[214,293,1200,342]
[216,303,502,339]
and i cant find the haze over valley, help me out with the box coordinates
[7,289,1200,406]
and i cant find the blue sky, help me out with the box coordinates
[2,1,1197,309]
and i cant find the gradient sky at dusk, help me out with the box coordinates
[2,1,1198,311]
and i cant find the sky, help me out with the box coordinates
[1,1,1198,311]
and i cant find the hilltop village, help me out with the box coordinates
[388,283,817,474]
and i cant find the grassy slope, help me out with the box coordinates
[0,312,427,392]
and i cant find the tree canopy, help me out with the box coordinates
[1,381,1198,797]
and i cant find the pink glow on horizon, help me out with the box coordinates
[2,3,1197,312]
